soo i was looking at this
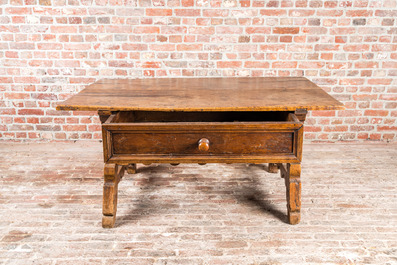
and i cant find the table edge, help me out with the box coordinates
[55,104,345,112]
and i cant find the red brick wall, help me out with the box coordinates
[1,0,396,141]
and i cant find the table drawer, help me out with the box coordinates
[102,111,303,164]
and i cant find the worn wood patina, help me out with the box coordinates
[56,77,344,112]
[57,77,344,228]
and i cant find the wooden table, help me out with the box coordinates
[57,77,344,228]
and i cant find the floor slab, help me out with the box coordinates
[0,141,396,264]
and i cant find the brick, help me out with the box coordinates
[372,44,397,52]
[240,0,250,7]
[203,9,229,17]
[146,9,173,16]
[175,9,201,16]
[350,125,375,132]
[289,9,315,17]
[234,44,257,52]
[317,10,343,16]
[51,26,77,33]
[304,126,322,132]
[216,241,248,248]
[181,0,194,6]
[315,44,340,51]
[273,27,299,34]
[136,61,162,68]
[355,62,378,68]
[238,36,250,43]
[217,26,243,34]
[343,44,369,52]
[5,7,31,15]
[244,61,269,68]
[64,44,91,50]
[364,110,389,116]
[384,62,397,68]
[10,42,35,50]
[150,44,175,51]
[246,27,271,34]
[177,44,202,51]
[280,35,292,42]
[122,44,148,50]
[378,126,397,131]
[189,27,214,34]
[272,61,297,68]
[217,61,242,68]
[353,18,366,25]
[375,10,397,17]
[369,133,382,140]
[346,10,373,17]
[330,27,355,35]
[338,110,362,117]
[108,60,134,68]
[39,0,51,5]
[0,77,13,83]
[18,109,44,115]
[260,9,286,16]
[368,78,392,85]
[37,43,62,50]
[106,25,132,33]
[298,61,325,68]
[0,3,396,143]
[133,26,160,34]
[323,125,348,132]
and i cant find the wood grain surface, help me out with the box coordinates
[102,117,303,164]
[112,131,293,155]
[56,77,344,112]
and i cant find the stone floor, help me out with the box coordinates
[0,141,396,264]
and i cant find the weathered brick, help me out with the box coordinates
[0,2,395,142]
[238,36,250,43]
[353,18,366,25]
[203,9,229,17]
[272,61,298,68]
[260,9,286,16]
[364,110,389,116]
[18,109,44,115]
[217,61,242,68]
[177,44,202,51]
[133,26,159,34]
[273,27,299,34]
[1,142,396,261]
[246,27,271,34]
[146,8,173,16]
[175,9,201,16]
[347,10,373,17]
[244,61,269,68]
[216,241,248,248]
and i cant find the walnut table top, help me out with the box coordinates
[56,77,344,112]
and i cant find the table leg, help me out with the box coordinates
[280,163,301,225]
[268,163,279,173]
[127,163,136,174]
[102,163,124,228]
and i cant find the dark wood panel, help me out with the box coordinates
[111,111,291,123]
[112,131,293,156]
[103,121,302,132]
[56,77,345,112]
[108,154,300,164]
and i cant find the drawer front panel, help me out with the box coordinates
[102,122,303,163]
[112,131,293,155]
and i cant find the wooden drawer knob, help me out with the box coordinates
[198,138,210,152]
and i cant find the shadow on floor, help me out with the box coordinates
[116,164,169,226]
[116,163,288,227]
[233,164,287,224]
